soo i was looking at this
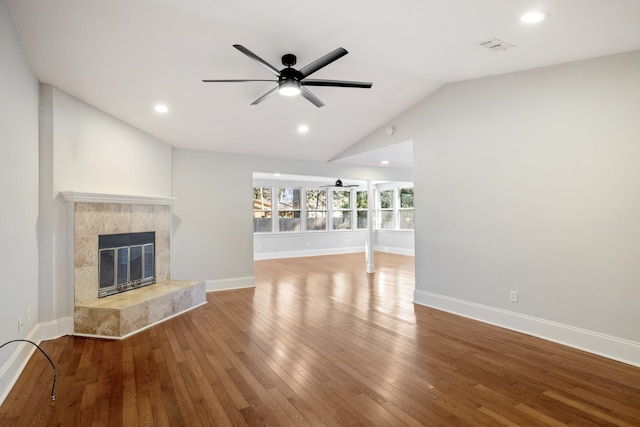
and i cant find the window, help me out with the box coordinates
[277,187,301,232]
[378,189,395,229]
[356,190,368,229]
[332,190,351,230]
[374,185,415,231]
[251,182,385,234]
[398,187,415,230]
[253,187,272,232]
[305,189,327,231]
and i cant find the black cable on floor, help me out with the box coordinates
[0,339,56,403]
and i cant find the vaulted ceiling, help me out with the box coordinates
[8,0,640,167]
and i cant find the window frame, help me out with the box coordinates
[398,186,415,230]
[331,188,353,231]
[305,188,328,232]
[252,186,273,233]
[355,190,368,230]
[276,186,302,233]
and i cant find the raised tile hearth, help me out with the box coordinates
[75,280,206,338]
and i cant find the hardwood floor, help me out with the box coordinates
[1,252,639,426]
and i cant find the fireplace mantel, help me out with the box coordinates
[60,191,177,205]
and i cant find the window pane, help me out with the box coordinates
[306,211,326,231]
[380,190,394,209]
[357,210,368,229]
[332,190,351,209]
[332,211,351,230]
[279,211,301,232]
[356,191,367,209]
[253,187,272,211]
[380,211,394,229]
[306,189,327,210]
[400,187,414,208]
[399,210,414,230]
[253,212,272,232]
[278,188,301,210]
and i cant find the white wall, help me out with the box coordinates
[374,231,414,256]
[172,149,412,290]
[353,50,640,365]
[0,0,40,403]
[38,85,173,336]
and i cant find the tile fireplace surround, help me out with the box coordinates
[62,192,206,339]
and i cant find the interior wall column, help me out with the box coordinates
[366,179,375,273]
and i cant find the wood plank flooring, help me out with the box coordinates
[1,252,639,426]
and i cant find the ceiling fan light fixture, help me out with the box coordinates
[279,80,301,96]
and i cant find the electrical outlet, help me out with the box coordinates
[510,290,519,303]
[18,316,24,333]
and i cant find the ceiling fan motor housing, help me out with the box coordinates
[279,67,302,84]
[281,53,297,67]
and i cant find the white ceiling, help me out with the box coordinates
[8,0,640,167]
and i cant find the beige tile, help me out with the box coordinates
[75,306,120,336]
[156,252,171,281]
[155,205,171,232]
[75,266,98,304]
[155,231,170,257]
[173,288,193,313]
[121,303,149,336]
[99,203,132,234]
[74,235,98,268]
[131,204,155,231]
[149,295,174,324]
[75,203,100,237]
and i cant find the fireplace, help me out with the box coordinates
[98,231,156,297]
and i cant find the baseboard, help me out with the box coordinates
[0,325,41,406]
[372,245,415,256]
[253,246,416,260]
[206,276,255,292]
[39,316,73,341]
[413,290,640,368]
[254,247,364,260]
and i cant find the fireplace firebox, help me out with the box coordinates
[98,232,155,297]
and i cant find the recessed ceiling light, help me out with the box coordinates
[274,172,281,177]
[298,125,309,133]
[381,160,390,165]
[154,104,169,113]
[520,11,546,23]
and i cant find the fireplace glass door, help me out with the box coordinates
[98,232,156,297]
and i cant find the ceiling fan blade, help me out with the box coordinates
[233,44,281,77]
[202,79,277,83]
[301,79,372,88]
[298,47,348,78]
[250,86,280,105]
[300,87,325,108]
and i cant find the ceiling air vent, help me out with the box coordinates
[477,38,515,51]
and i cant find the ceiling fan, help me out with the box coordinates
[319,179,359,188]
[202,45,373,108]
